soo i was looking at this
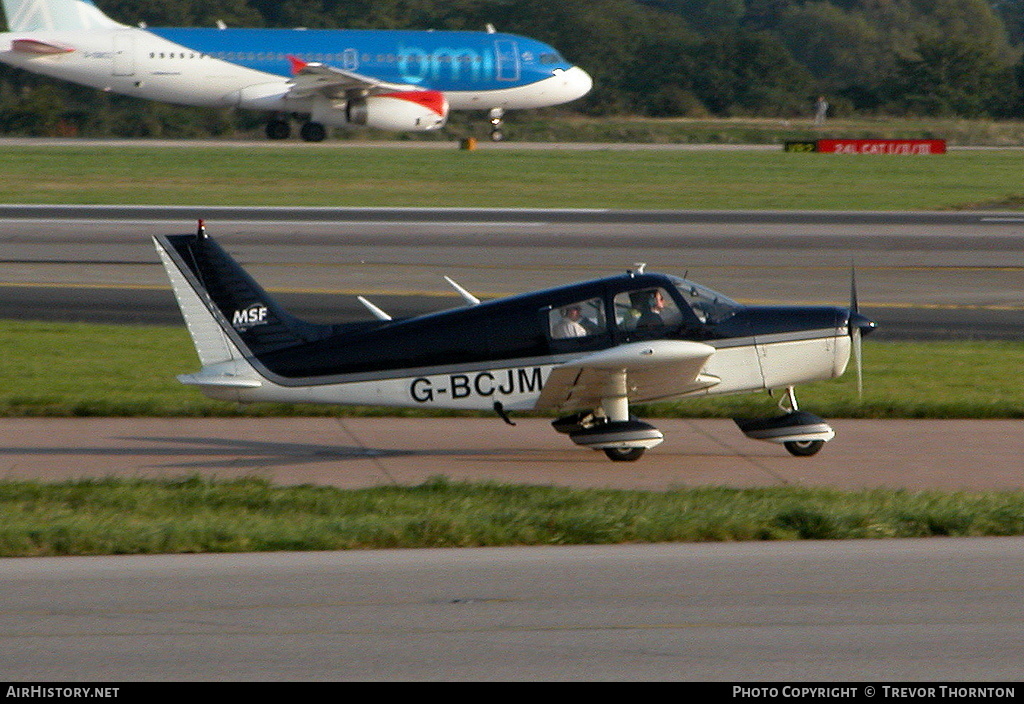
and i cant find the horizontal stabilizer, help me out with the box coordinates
[178,373,262,389]
[11,39,75,54]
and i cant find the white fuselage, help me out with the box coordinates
[193,331,852,412]
[0,29,263,106]
[0,27,593,113]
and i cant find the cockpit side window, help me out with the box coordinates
[613,287,682,333]
[548,297,606,339]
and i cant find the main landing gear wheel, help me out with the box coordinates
[784,439,824,457]
[265,119,291,140]
[603,447,646,462]
[300,121,327,142]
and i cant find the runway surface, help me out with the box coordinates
[2,538,1022,680]
[2,206,1023,338]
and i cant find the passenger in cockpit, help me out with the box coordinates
[552,304,588,338]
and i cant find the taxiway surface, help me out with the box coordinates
[1,417,1021,491]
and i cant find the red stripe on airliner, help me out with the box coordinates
[381,90,448,117]
[12,38,74,54]
[286,54,307,74]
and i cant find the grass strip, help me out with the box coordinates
[1,145,1023,210]
[1,320,1023,419]
[2,476,1023,557]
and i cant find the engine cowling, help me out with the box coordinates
[346,90,449,131]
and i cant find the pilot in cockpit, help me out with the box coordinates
[636,289,667,328]
[619,287,683,332]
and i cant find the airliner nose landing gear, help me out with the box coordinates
[488,107,505,141]
[734,386,834,457]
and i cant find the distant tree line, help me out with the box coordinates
[3,0,1024,136]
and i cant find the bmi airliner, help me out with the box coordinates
[0,0,593,140]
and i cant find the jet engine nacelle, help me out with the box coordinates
[345,91,449,131]
[307,91,448,131]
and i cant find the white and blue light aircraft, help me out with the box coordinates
[155,223,877,462]
[0,0,593,140]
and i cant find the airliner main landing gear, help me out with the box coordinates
[299,121,327,142]
[264,117,328,142]
[265,118,291,140]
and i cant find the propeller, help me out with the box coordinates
[848,264,877,400]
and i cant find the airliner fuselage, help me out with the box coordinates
[0,0,592,139]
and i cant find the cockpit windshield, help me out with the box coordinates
[669,276,741,324]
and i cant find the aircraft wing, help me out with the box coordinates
[285,58,416,98]
[535,340,720,413]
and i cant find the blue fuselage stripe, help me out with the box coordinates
[148,28,569,91]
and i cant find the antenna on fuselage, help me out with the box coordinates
[357,296,392,321]
[486,23,497,33]
[444,276,481,306]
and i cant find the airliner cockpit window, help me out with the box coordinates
[674,279,740,324]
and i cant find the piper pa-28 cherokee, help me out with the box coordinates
[0,0,592,141]
[155,223,877,462]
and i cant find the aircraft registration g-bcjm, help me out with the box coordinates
[0,0,592,141]
[155,223,877,462]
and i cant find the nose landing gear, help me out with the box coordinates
[488,108,505,141]
[734,386,834,457]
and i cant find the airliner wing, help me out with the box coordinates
[535,340,720,413]
[285,57,416,98]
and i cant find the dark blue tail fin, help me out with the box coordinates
[155,227,335,361]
